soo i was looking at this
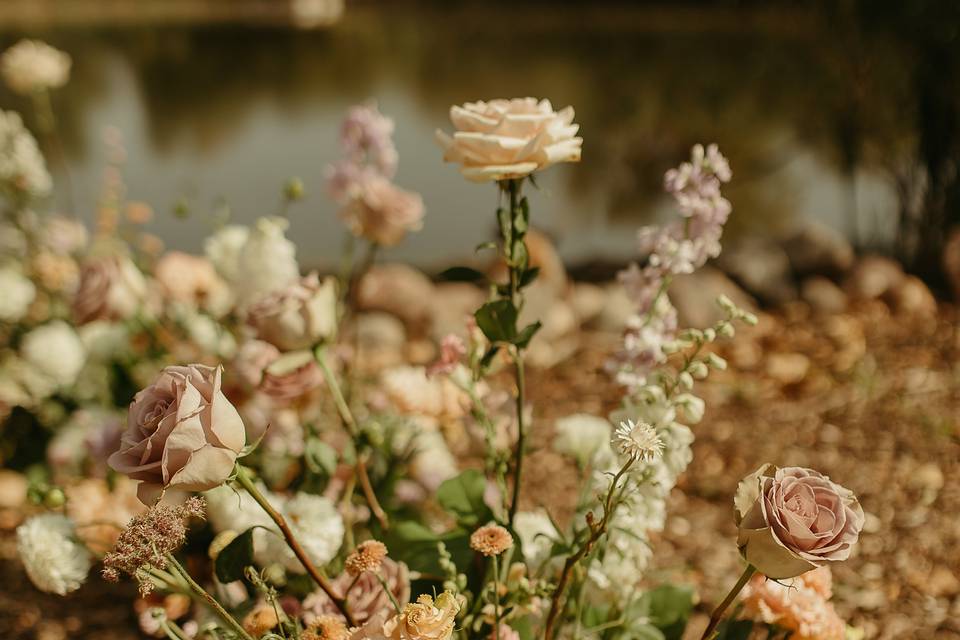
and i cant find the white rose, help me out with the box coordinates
[21,321,86,387]
[79,320,131,361]
[0,266,36,321]
[256,493,344,573]
[1,39,71,95]
[435,97,582,182]
[513,510,556,569]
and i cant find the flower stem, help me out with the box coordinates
[315,348,390,531]
[492,553,502,640]
[164,553,255,640]
[699,564,757,640]
[233,465,357,626]
[375,572,402,614]
[543,458,634,640]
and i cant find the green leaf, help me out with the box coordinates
[214,528,255,583]
[439,266,487,283]
[383,521,472,575]
[511,239,529,271]
[518,267,540,289]
[474,300,518,343]
[715,620,754,640]
[644,584,695,640]
[514,197,530,235]
[437,469,493,527]
[475,241,498,253]
[305,438,338,476]
[479,345,500,370]
[512,321,541,349]
[497,207,511,243]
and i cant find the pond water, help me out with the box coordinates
[0,3,927,270]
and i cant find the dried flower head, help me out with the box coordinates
[102,497,206,595]
[613,420,664,462]
[303,614,349,640]
[242,604,280,637]
[345,540,388,577]
[470,524,513,557]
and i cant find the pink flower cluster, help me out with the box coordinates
[608,144,731,389]
[741,567,846,640]
[326,104,424,247]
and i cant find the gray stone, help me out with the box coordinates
[801,276,848,314]
[670,266,757,328]
[844,255,905,300]
[718,237,798,305]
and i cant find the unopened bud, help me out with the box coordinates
[707,353,728,370]
[688,361,709,379]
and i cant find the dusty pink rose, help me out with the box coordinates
[246,273,337,351]
[233,339,282,388]
[741,567,845,640]
[154,251,230,313]
[303,558,410,625]
[108,364,246,504]
[339,175,424,247]
[72,254,147,324]
[258,351,324,403]
[735,464,864,579]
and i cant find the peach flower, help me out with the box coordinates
[741,567,845,640]
[154,251,230,314]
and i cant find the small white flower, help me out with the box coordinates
[613,420,663,462]
[0,266,36,321]
[258,493,344,573]
[205,224,249,282]
[16,513,92,595]
[513,510,556,569]
[234,217,300,307]
[0,110,51,197]
[21,321,86,388]
[1,40,70,94]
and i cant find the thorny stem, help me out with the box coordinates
[543,458,635,640]
[233,465,357,626]
[316,348,390,531]
[164,553,255,640]
[699,564,757,640]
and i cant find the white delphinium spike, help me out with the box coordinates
[613,420,664,463]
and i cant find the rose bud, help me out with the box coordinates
[735,464,864,579]
[245,273,337,351]
[108,364,246,504]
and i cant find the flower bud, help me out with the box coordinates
[717,322,735,339]
[702,328,717,342]
[284,177,305,201]
[707,353,728,371]
[716,294,735,313]
[688,361,709,379]
[678,371,694,390]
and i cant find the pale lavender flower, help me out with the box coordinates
[339,103,398,178]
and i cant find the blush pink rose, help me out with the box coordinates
[735,464,864,579]
[72,254,147,324]
[303,558,410,625]
[258,351,324,403]
[108,364,246,504]
[339,175,424,247]
[246,273,338,351]
[154,251,230,314]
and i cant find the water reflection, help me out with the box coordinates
[0,4,939,269]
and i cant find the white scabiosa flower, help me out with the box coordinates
[553,413,615,468]
[21,320,86,388]
[613,420,663,463]
[16,513,92,595]
[204,224,250,283]
[1,39,71,95]
[257,493,344,573]
[0,266,36,321]
[0,110,52,198]
[233,217,300,308]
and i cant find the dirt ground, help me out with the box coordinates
[2,299,958,639]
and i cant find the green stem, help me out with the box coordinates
[492,554,502,640]
[164,553,255,640]
[699,564,757,640]
[234,465,357,626]
[316,348,390,530]
[375,572,402,614]
[508,353,527,525]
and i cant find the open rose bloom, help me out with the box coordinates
[735,464,864,579]
[435,97,582,181]
[108,365,246,504]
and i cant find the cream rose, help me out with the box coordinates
[735,464,864,579]
[1,39,71,95]
[246,273,337,351]
[382,592,459,640]
[154,251,231,316]
[108,364,246,504]
[72,254,147,324]
[435,97,582,182]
